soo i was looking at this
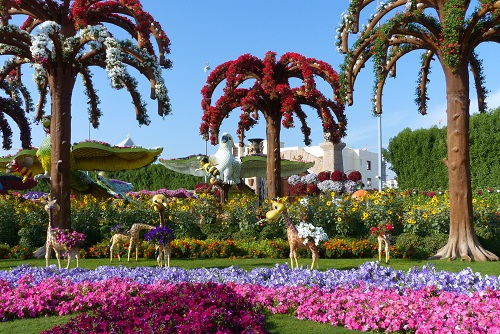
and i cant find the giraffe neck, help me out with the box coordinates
[48,206,55,230]
[282,210,297,231]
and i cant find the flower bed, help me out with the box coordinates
[1,262,500,332]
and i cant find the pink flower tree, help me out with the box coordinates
[200,51,346,198]
[0,0,172,229]
[338,0,499,261]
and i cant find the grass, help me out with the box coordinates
[1,257,499,333]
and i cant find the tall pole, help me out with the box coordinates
[378,114,383,191]
[377,0,383,192]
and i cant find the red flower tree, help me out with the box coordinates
[339,0,499,261]
[200,51,346,198]
[0,0,172,229]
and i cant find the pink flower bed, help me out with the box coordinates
[234,284,500,333]
[2,274,500,333]
[0,276,266,333]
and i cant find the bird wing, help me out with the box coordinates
[0,149,45,175]
[159,155,206,177]
[239,155,314,178]
[71,141,163,171]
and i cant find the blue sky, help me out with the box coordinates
[2,1,500,173]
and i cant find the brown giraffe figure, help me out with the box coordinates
[127,223,155,262]
[109,233,130,262]
[377,234,390,264]
[265,199,319,270]
[43,198,80,269]
[151,194,171,267]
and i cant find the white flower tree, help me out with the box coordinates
[0,0,172,229]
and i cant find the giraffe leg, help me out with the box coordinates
[385,240,390,263]
[54,248,61,269]
[135,245,139,261]
[127,240,134,262]
[110,244,114,262]
[378,239,383,262]
[66,251,71,270]
[117,245,121,262]
[289,249,294,269]
[45,245,50,267]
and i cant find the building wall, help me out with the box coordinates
[238,140,396,191]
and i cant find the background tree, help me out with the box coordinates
[338,0,499,261]
[109,163,202,191]
[385,126,448,190]
[200,51,346,198]
[0,69,32,150]
[0,0,172,229]
[385,107,499,190]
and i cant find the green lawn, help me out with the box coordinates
[1,257,499,334]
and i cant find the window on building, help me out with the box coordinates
[367,161,371,170]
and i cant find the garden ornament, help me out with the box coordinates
[0,116,162,200]
[160,133,314,188]
[196,156,220,185]
[378,234,391,264]
[127,223,155,262]
[371,223,394,264]
[351,189,368,200]
[6,157,35,182]
[150,195,173,267]
[109,233,130,262]
[43,198,81,269]
[265,199,320,270]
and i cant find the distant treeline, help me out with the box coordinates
[384,106,500,190]
[108,163,202,191]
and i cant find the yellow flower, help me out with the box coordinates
[336,208,342,213]
[374,199,380,205]
[362,212,369,219]
[326,201,332,206]
[387,210,392,215]
[337,217,342,222]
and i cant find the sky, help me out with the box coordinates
[1,1,500,177]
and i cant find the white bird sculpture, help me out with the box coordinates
[159,132,314,186]
[211,133,242,185]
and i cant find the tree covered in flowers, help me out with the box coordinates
[0,0,172,229]
[0,71,32,149]
[200,51,346,198]
[337,0,500,262]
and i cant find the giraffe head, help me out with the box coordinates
[266,199,286,222]
[42,198,60,213]
[151,194,168,213]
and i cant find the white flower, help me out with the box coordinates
[296,222,328,246]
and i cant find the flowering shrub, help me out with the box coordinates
[296,222,328,246]
[347,170,362,182]
[317,171,331,182]
[52,229,86,252]
[370,222,395,236]
[330,170,347,182]
[144,225,175,244]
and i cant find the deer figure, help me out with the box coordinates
[378,234,390,263]
[44,198,80,269]
[109,233,130,262]
[265,199,320,270]
[127,223,155,261]
[151,194,171,267]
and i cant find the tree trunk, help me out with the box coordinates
[48,70,76,230]
[265,113,282,198]
[430,65,498,261]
